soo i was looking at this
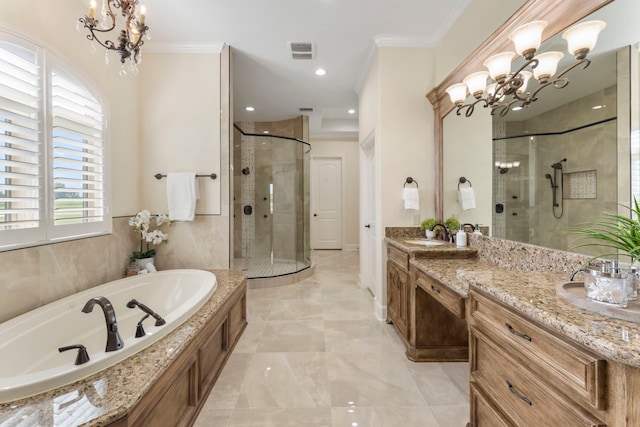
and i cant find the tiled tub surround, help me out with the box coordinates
[0,216,230,324]
[0,269,247,426]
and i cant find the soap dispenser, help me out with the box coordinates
[456,225,467,247]
[473,224,482,235]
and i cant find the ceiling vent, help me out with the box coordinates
[288,42,314,60]
[299,107,314,112]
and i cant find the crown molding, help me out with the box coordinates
[145,42,225,54]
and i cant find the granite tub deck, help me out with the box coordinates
[412,257,640,368]
[0,269,247,427]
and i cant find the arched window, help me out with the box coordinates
[0,32,110,250]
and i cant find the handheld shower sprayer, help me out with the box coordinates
[544,173,555,188]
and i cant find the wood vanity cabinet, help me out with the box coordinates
[386,244,468,362]
[386,246,410,340]
[468,288,608,426]
[112,279,247,427]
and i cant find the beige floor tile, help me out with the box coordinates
[257,320,326,352]
[327,351,426,407]
[195,250,470,426]
[228,408,332,426]
[324,319,403,354]
[332,406,442,427]
[235,352,331,408]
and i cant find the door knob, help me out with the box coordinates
[313,213,317,217]
[364,224,371,228]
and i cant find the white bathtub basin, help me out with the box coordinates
[404,239,444,246]
[0,269,217,403]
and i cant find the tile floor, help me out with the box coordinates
[195,250,470,427]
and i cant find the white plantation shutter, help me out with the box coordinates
[51,69,106,229]
[0,38,44,245]
[0,32,110,250]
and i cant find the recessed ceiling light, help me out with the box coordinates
[592,104,605,110]
[348,109,356,114]
[512,106,523,111]
[315,68,327,76]
[245,106,255,112]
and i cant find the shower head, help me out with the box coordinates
[551,158,567,169]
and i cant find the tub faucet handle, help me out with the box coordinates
[59,344,90,365]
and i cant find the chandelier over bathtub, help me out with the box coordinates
[78,0,149,76]
[445,20,606,117]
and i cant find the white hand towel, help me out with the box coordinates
[459,187,476,211]
[167,172,199,221]
[402,188,420,210]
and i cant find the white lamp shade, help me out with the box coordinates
[445,83,468,105]
[483,52,516,81]
[516,70,532,93]
[562,20,606,58]
[508,20,547,58]
[463,71,489,97]
[533,51,564,81]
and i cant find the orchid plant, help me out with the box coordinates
[129,209,171,261]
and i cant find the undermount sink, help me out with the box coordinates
[404,239,444,246]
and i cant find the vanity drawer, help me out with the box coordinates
[415,269,465,319]
[387,245,409,271]
[471,327,605,427]
[469,289,606,410]
[470,384,512,427]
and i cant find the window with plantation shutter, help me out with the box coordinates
[0,37,44,247]
[0,32,110,251]
[50,68,106,232]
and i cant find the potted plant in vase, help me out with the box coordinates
[445,217,460,238]
[420,218,437,239]
[571,197,640,306]
[129,209,171,272]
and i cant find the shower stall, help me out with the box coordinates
[232,123,311,279]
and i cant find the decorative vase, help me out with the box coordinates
[425,230,435,239]
[134,257,155,269]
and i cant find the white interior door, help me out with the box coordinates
[311,157,343,249]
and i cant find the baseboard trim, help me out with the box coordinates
[343,243,359,251]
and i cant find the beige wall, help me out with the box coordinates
[309,138,360,249]
[359,47,436,317]
[434,0,527,85]
[0,3,229,322]
[442,111,493,229]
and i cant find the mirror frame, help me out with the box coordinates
[426,0,614,221]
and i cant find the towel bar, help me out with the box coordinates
[458,177,472,189]
[154,173,217,180]
[404,177,419,188]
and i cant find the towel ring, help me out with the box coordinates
[404,177,419,188]
[154,173,217,180]
[458,177,472,190]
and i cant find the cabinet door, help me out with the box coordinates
[387,260,409,338]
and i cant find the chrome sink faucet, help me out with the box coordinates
[430,223,450,242]
[82,296,124,352]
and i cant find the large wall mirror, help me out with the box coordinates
[431,0,640,257]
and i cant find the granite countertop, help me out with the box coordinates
[385,236,478,258]
[412,257,640,368]
[0,269,247,427]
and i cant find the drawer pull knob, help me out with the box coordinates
[505,322,531,342]
[506,380,532,406]
[431,285,441,294]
